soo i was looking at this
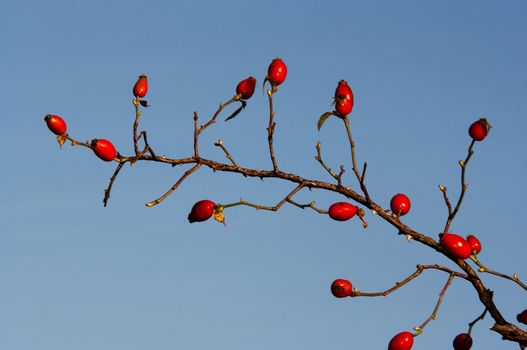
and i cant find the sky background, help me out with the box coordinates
[1,1,526,349]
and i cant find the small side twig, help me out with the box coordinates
[443,139,476,233]
[315,141,345,186]
[467,294,491,335]
[413,274,455,336]
[103,162,125,207]
[286,199,328,214]
[266,88,279,172]
[342,117,371,203]
[471,257,527,292]
[145,164,201,207]
[214,139,239,168]
[222,184,305,212]
[352,265,466,297]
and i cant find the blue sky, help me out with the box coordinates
[1,1,526,349]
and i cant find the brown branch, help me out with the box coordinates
[132,98,142,155]
[145,163,201,207]
[222,184,304,212]
[315,141,345,185]
[467,296,490,335]
[471,257,527,292]
[352,264,466,298]
[286,199,328,214]
[214,139,239,168]
[443,139,475,233]
[413,274,455,336]
[342,117,371,203]
[103,162,125,207]
[266,88,279,172]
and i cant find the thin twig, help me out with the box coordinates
[353,265,466,297]
[286,199,328,214]
[214,139,239,168]
[443,139,475,233]
[413,274,455,336]
[315,141,345,185]
[145,164,201,207]
[266,88,279,172]
[221,184,304,212]
[342,117,371,202]
[103,162,125,207]
[133,98,142,156]
[467,294,491,335]
[471,257,527,292]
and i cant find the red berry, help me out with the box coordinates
[328,202,358,221]
[188,200,215,223]
[441,233,472,260]
[236,77,257,100]
[91,139,117,162]
[44,114,67,135]
[468,118,491,141]
[390,193,411,216]
[330,279,353,298]
[453,333,473,350]
[133,75,148,98]
[267,58,287,86]
[388,331,414,350]
[466,235,481,255]
[517,309,527,325]
[334,80,354,117]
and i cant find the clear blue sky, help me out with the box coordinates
[1,1,526,349]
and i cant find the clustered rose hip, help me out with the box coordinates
[330,279,353,298]
[188,200,215,223]
[44,114,67,136]
[328,202,358,221]
[236,77,257,100]
[388,331,414,350]
[453,333,473,350]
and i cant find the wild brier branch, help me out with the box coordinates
[45,62,527,349]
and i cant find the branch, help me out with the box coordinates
[342,117,371,203]
[103,162,125,207]
[222,184,304,212]
[471,256,527,292]
[352,264,466,298]
[315,141,345,186]
[145,164,201,207]
[413,274,455,336]
[442,139,475,233]
[266,88,279,172]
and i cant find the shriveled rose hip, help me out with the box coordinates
[236,77,257,100]
[188,200,215,223]
[91,139,117,162]
[44,114,67,135]
[517,309,527,325]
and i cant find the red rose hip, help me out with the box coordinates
[236,77,256,100]
[390,193,411,216]
[91,139,117,162]
[267,58,287,86]
[44,114,67,135]
[466,235,481,255]
[330,279,353,298]
[517,309,527,325]
[440,233,472,260]
[453,333,473,350]
[388,331,414,350]
[133,75,148,98]
[334,80,354,117]
[468,118,491,141]
[188,200,215,223]
[328,202,358,221]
